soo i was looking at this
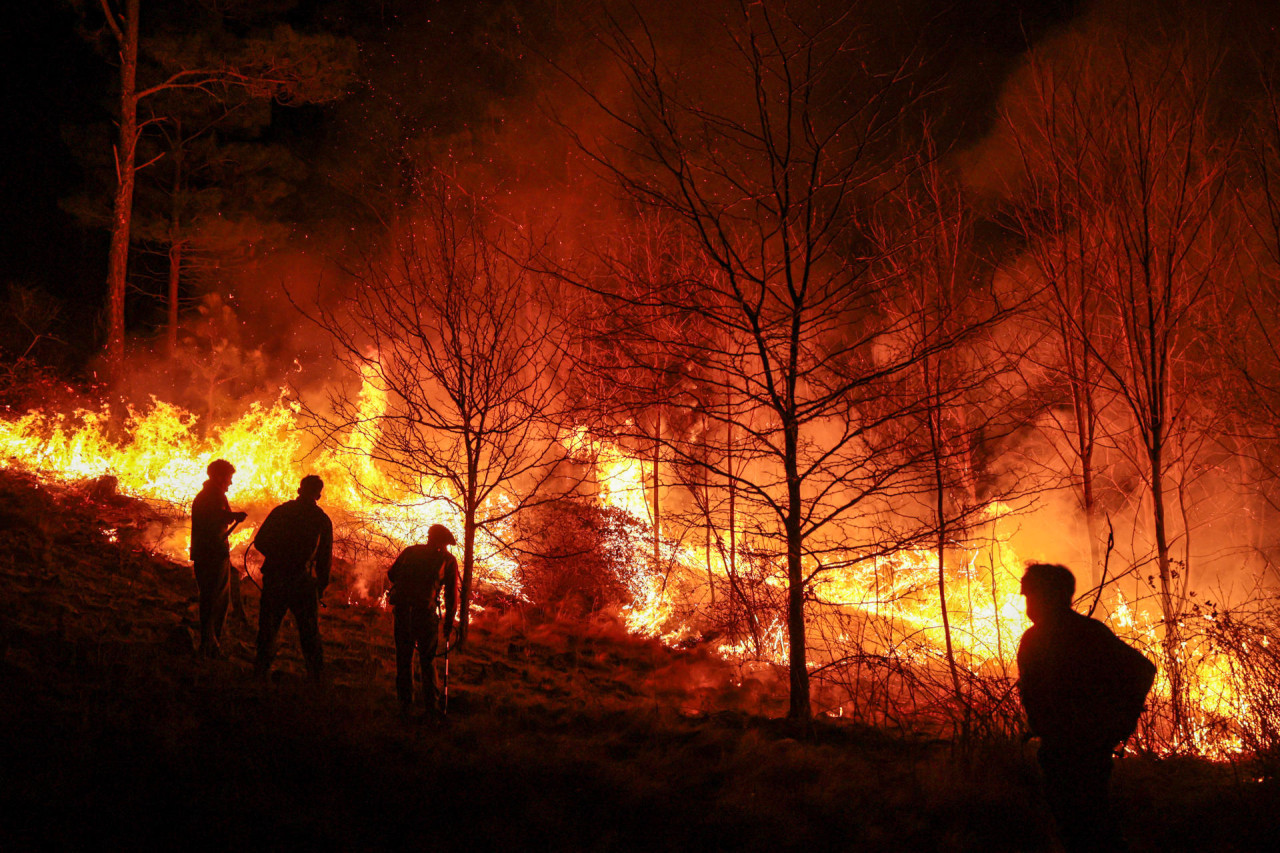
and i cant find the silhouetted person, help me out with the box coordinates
[1018,563,1156,853]
[190,459,248,658]
[252,475,333,682]
[387,523,459,715]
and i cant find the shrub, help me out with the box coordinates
[514,498,647,617]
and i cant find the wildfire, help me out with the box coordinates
[0,385,522,600]
[590,444,1263,757]
[0,384,1272,758]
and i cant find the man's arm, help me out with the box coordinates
[216,493,247,530]
[193,491,236,529]
[386,549,407,587]
[314,513,334,591]
[1017,631,1054,738]
[226,504,248,529]
[1106,632,1157,743]
[251,507,280,558]
[192,491,243,550]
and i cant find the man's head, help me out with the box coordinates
[427,523,456,547]
[298,474,324,501]
[1020,562,1075,625]
[207,459,235,492]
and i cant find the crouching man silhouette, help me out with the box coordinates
[1018,563,1156,853]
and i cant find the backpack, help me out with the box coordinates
[388,545,454,608]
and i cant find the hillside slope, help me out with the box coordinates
[0,469,1275,852]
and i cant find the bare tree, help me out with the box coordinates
[556,2,998,721]
[98,0,142,378]
[1002,45,1128,590]
[90,0,351,376]
[875,148,1024,726]
[1228,55,1280,529]
[999,17,1238,742]
[312,175,576,644]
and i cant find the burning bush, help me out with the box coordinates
[697,546,788,660]
[1198,604,1280,759]
[514,498,649,618]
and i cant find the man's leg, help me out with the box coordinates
[393,605,416,708]
[193,559,213,652]
[229,559,248,622]
[415,607,440,711]
[254,582,288,677]
[1040,744,1124,853]
[292,582,324,682]
[209,557,231,646]
[193,557,227,655]
[1076,749,1123,852]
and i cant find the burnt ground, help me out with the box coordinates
[0,469,1277,852]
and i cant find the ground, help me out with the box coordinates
[0,469,1277,852]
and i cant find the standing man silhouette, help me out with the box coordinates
[386,523,459,716]
[190,459,247,657]
[252,475,333,682]
[1018,563,1156,853]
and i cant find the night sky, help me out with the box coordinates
[0,0,1085,362]
[1,2,111,307]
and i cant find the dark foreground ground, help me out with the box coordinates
[1,469,1277,852]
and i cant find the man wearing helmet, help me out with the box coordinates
[1018,562,1156,853]
[386,523,460,715]
[251,474,333,682]
[190,459,248,658]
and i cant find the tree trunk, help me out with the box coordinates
[1082,467,1103,588]
[459,500,476,646]
[1149,438,1186,742]
[722,369,759,654]
[721,411,762,655]
[928,372,965,714]
[105,0,141,378]
[652,411,661,570]
[990,538,1003,664]
[703,463,714,607]
[727,397,736,584]
[167,242,182,357]
[784,417,810,722]
[1069,363,1103,590]
[167,134,184,358]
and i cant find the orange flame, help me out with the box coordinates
[0,389,1268,756]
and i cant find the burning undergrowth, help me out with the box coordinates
[2,379,1280,758]
[3,386,1280,763]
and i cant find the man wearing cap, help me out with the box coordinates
[386,523,460,715]
[251,474,333,682]
[190,459,248,658]
[1018,562,1156,853]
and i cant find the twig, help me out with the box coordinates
[1088,516,1116,618]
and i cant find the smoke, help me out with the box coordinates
[945,0,1280,610]
[115,0,1039,398]
[959,0,1280,197]
[101,0,1280,608]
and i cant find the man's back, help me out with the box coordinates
[388,544,456,607]
[254,498,333,585]
[190,485,232,561]
[1018,609,1155,749]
